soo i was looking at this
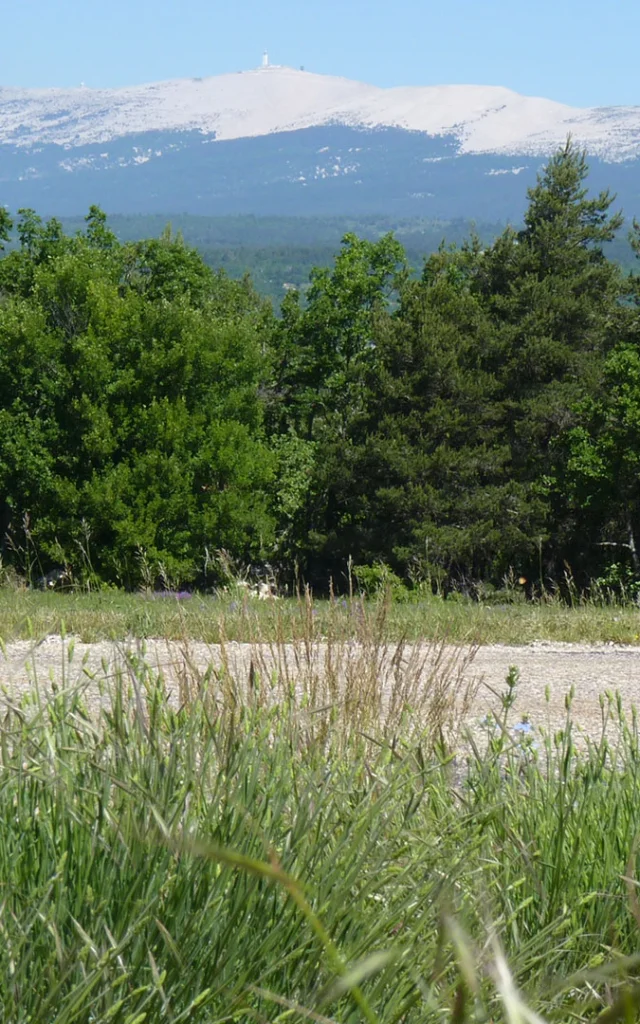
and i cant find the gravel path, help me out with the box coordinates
[2,636,639,738]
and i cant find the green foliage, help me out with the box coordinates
[352,561,410,600]
[265,140,636,590]
[1,141,640,593]
[52,211,639,304]
[0,205,11,250]
[268,432,318,562]
[564,340,640,581]
[270,232,407,437]
[592,560,640,601]
[0,211,275,586]
[631,218,640,260]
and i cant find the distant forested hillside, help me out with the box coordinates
[56,214,501,302]
[56,213,638,304]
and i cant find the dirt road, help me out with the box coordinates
[1,636,639,738]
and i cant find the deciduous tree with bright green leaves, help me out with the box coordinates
[0,210,276,586]
[562,229,640,581]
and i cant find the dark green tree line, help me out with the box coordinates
[1,142,639,592]
[267,142,639,591]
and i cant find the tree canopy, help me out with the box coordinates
[0,208,275,586]
[1,142,639,593]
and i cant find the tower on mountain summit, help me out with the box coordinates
[262,51,269,68]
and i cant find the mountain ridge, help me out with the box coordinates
[2,66,640,160]
[1,68,638,221]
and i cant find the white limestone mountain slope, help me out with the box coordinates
[1,66,639,218]
[2,66,640,158]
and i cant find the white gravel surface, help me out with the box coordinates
[1,636,639,738]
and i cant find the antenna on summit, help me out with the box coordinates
[262,50,269,68]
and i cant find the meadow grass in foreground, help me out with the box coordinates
[1,585,640,645]
[1,651,640,1023]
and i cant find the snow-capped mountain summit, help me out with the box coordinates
[2,66,640,158]
[1,67,639,219]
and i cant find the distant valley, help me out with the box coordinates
[50,212,636,304]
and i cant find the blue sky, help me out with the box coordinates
[5,0,638,107]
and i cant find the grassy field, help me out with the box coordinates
[1,655,640,1023]
[1,585,640,645]
[0,584,640,647]
[4,585,640,1022]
